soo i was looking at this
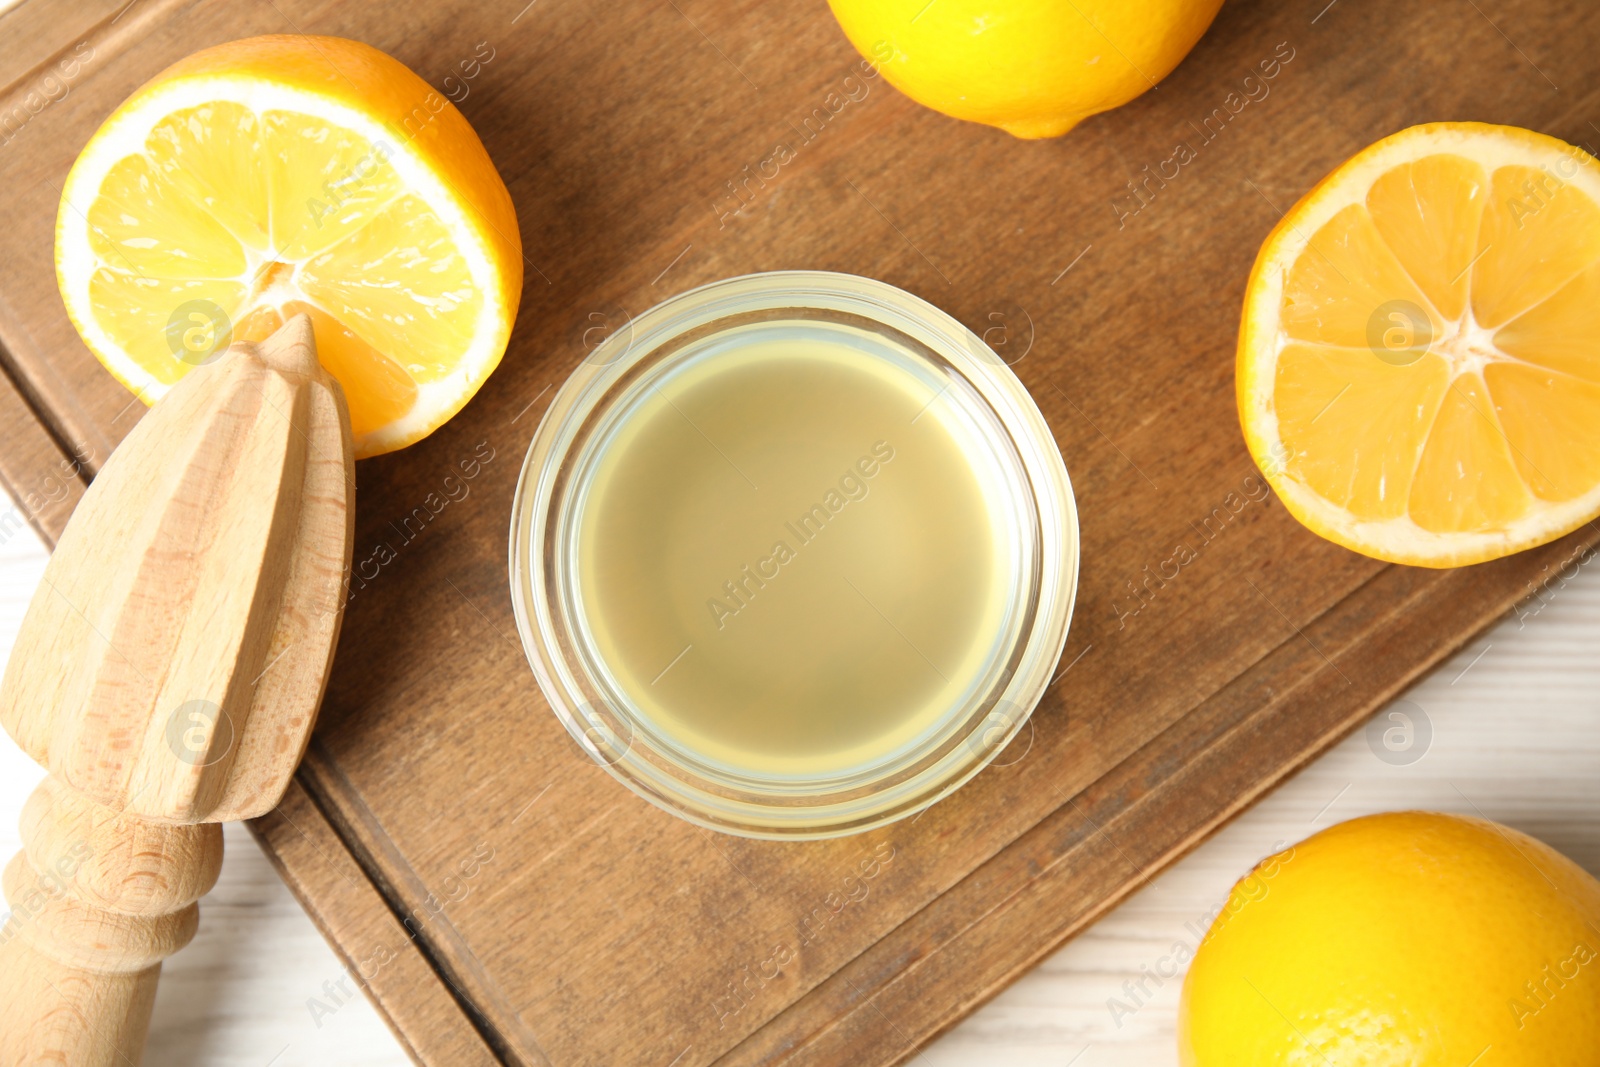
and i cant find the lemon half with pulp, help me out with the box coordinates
[1239,122,1600,566]
[56,35,522,457]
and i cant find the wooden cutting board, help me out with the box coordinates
[2,1,1596,1063]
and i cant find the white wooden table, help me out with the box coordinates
[1,510,1596,1064]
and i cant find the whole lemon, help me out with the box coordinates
[1180,812,1600,1065]
[825,0,1224,138]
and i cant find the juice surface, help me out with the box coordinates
[575,323,1014,778]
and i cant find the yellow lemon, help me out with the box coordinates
[825,0,1224,139]
[1238,123,1600,566]
[1180,811,1600,1065]
[56,35,522,458]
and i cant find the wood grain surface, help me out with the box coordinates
[1,0,1597,1064]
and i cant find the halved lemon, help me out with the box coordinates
[56,35,522,457]
[1239,122,1600,566]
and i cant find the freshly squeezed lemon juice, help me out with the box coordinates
[516,272,1078,835]
[574,325,1017,778]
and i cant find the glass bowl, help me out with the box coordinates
[509,271,1078,838]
